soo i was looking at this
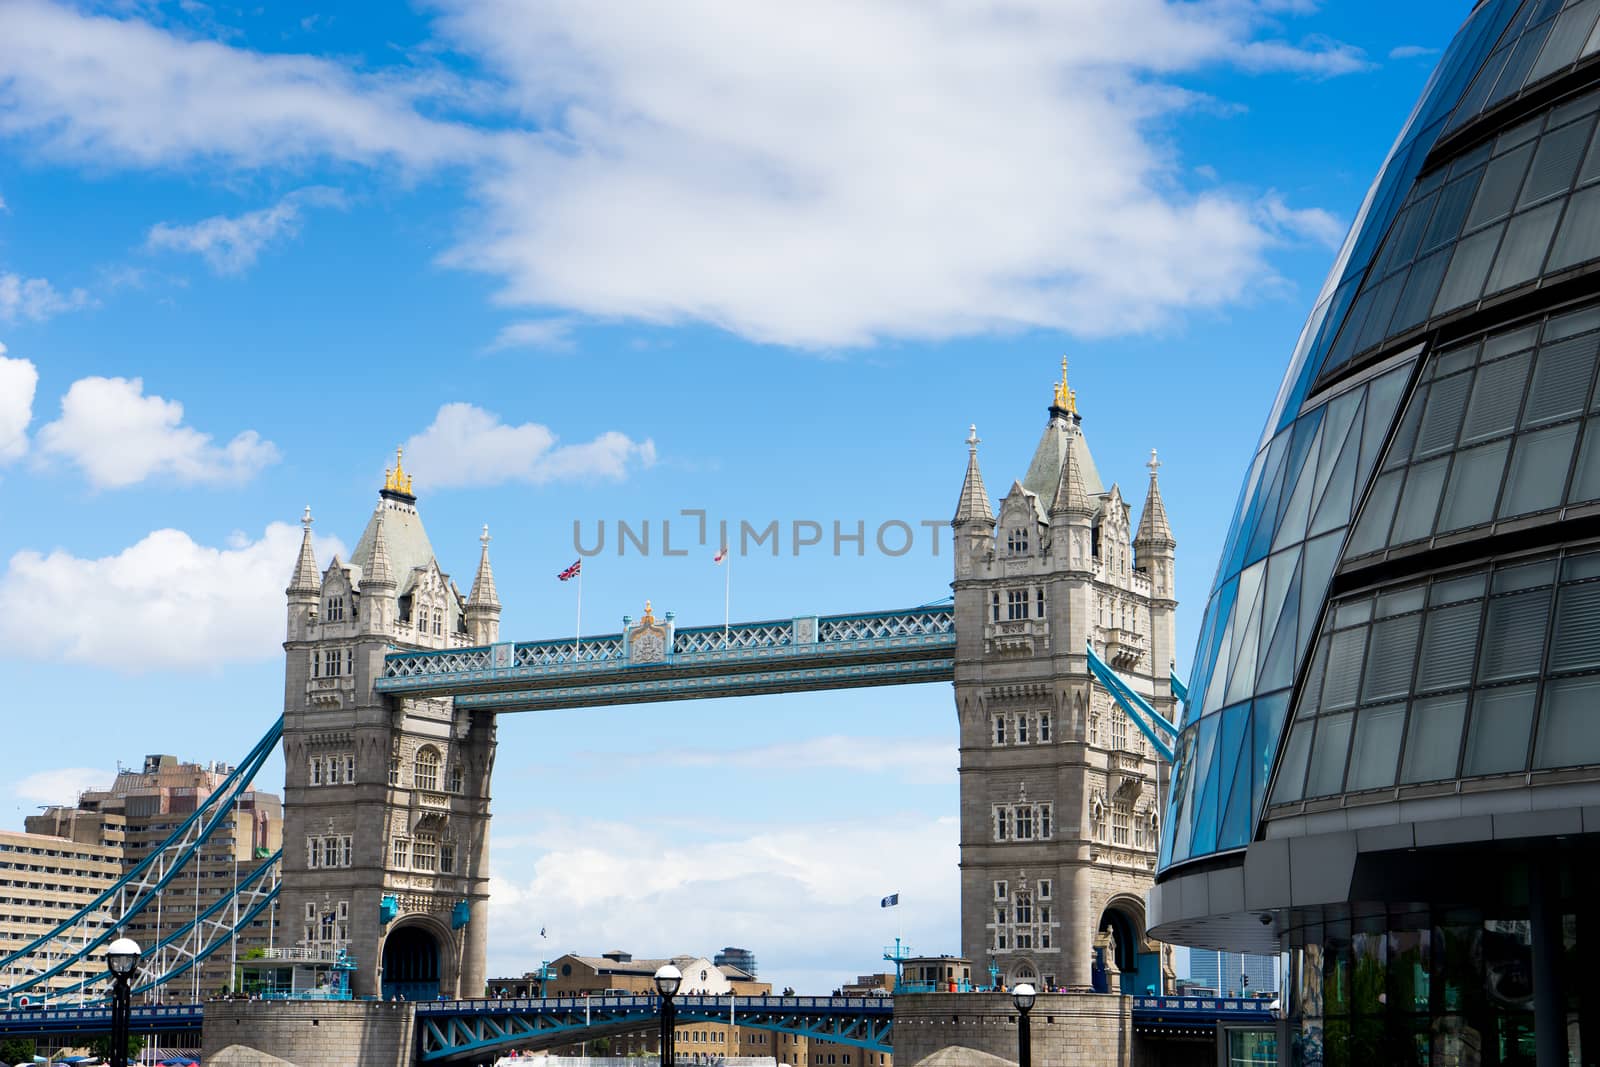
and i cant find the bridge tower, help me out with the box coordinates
[281,450,498,999]
[951,363,1175,994]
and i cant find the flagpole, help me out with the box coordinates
[575,566,583,662]
[723,551,731,642]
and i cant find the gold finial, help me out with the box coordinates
[641,599,655,624]
[1052,357,1077,415]
[383,445,414,495]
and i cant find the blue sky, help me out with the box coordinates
[0,0,1464,993]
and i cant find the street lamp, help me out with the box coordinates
[654,964,682,1066]
[106,937,142,1067]
[1011,982,1036,1067]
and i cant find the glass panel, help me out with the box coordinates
[1306,712,1355,797]
[1431,572,1486,604]
[1461,350,1533,443]
[1385,383,1429,470]
[1582,118,1600,184]
[1568,416,1600,501]
[1401,694,1468,782]
[1547,183,1600,270]
[1419,599,1485,692]
[1493,558,1556,592]
[1485,323,1541,359]
[1376,586,1426,617]
[1533,675,1600,767]
[1390,457,1449,543]
[1335,597,1373,628]
[1519,115,1596,206]
[1548,304,1600,340]
[1488,17,1555,107]
[1548,580,1600,671]
[1479,588,1553,681]
[1528,0,1600,82]
[1322,626,1368,711]
[1346,470,1403,557]
[1362,614,1423,702]
[1439,439,1512,530]
[1498,422,1580,516]
[1523,331,1600,424]
[1467,141,1536,228]
[1425,174,1484,252]
[1416,371,1474,457]
[1484,200,1562,292]
[1392,249,1453,333]
[1434,223,1504,311]
[1464,685,1537,775]
[1270,719,1314,804]
[1561,548,1600,580]
[1347,703,1406,791]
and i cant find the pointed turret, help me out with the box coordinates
[365,507,397,590]
[1050,423,1094,519]
[1135,449,1175,549]
[952,425,995,527]
[465,525,502,644]
[287,506,321,597]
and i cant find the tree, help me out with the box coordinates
[88,1033,146,1059]
[0,1037,36,1063]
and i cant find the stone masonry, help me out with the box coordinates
[202,1000,416,1067]
[893,992,1132,1067]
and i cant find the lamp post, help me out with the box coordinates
[654,964,681,1067]
[106,937,142,1067]
[1011,982,1036,1067]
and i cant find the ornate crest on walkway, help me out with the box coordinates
[626,600,671,664]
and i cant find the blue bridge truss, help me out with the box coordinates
[376,606,956,711]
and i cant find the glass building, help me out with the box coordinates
[1148,2,1600,1064]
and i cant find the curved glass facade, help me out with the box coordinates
[1160,0,1600,871]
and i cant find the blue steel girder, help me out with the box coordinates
[377,606,955,711]
[0,1003,203,1039]
[415,995,894,1062]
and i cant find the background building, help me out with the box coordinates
[714,945,758,977]
[951,367,1177,994]
[27,754,282,1001]
[1150,3,1600,1063]
[1186,949,1279,996]
[0,829,121,1004]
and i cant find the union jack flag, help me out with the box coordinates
[557,559,582,581]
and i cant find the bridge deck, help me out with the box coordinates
[376,605,955,710]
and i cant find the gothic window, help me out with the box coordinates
[995,808,1009,840]
[327,648,343,677]
[994,915,1008,950]
[1112,800,1132,846]
[340,836,353,867]
[1007,589,1029,620]
[345,647,354,675]
[413,835,437,871]
[1039,803,1052,839]
[320,911,335,942]
[306,839,319,869]
[995,717,1007,745]
[310,650,320,678]
[432,609,443,636]
[345,755,356,782]
[1039,879,1051,899]
[414,747,441,791]
[1039,711,1051,743]
[1007,527,1029,555]
[440,841,456,874]
[325,755,340,785]
[1110,710,1128,752]
[388,757,400,786]
[994,880,1008,901]
[1091,796,1107,841]
[1015,806,1034,840]
[1036,587,1046,618]
[304,903,316,922]
[1041,927,1052,949]
[1016,714,1030,744]
[321,837,338,867]
[1015,891,1033,925]
[309,758,322,787]
[449,763,464,793]
[326,595,345,622]
[393,838,410,868]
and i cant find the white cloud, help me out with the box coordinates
[0,0,484,170]
[1389,44,1441,60]
[0,271,91,322]
[0,522,345,670]
[147,187,345,275]
[488,318,576,353]
[404,402,656,489]
[488,813,958,992]
[14,767,115,807]
[1257,190,1346,250]
[0,350,37,463]
[598,736,955,786]
[0,0,1370,349]
[36,376,280,489]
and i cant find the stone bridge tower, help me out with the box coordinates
[281,450,499,999]
[951,363,1176,994]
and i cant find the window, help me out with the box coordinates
[1039,803,1052,839]
[322,837,338,868]
[995,808,1009,840]
[1015,806,1033,840]
[326,595,345,622]
[432,609,443,636]
[309,758,322,786]
[1039,712,1051,742]
[1110,711,1128,752]
[1039,879,1051,899]
[449,764,464,793]
[326,755,341,785]
[440,842,456,874]
[388,757,400,786]
[345,755,356,782]
[393,839,409,868]
[340,836,353,867]
[345,647,354,675]
[995,717,1006,745]
[1007,527,1029,554]
[1112,800,1132,846]
[991,592,1000,622]
[1016,714,1030,744]
[413,836,437,871]
[1014,891,1033,925]
[306,839,319,869]
[1036,587,1046,618]
[994,880,1007,900]
[1007,589,1029,620]
[310,650,320,678]
[327,647,343,677]
[414,747,441,791]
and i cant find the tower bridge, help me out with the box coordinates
[0,363,1187,1063]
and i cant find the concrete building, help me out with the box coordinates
[0,829,121,1003]
[952,364,1176,994]
[714,945,758,977]
[280,450,500,999]
[541,950,771,997]
[26,755,283,1000]
[1148,4,1600,1063]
